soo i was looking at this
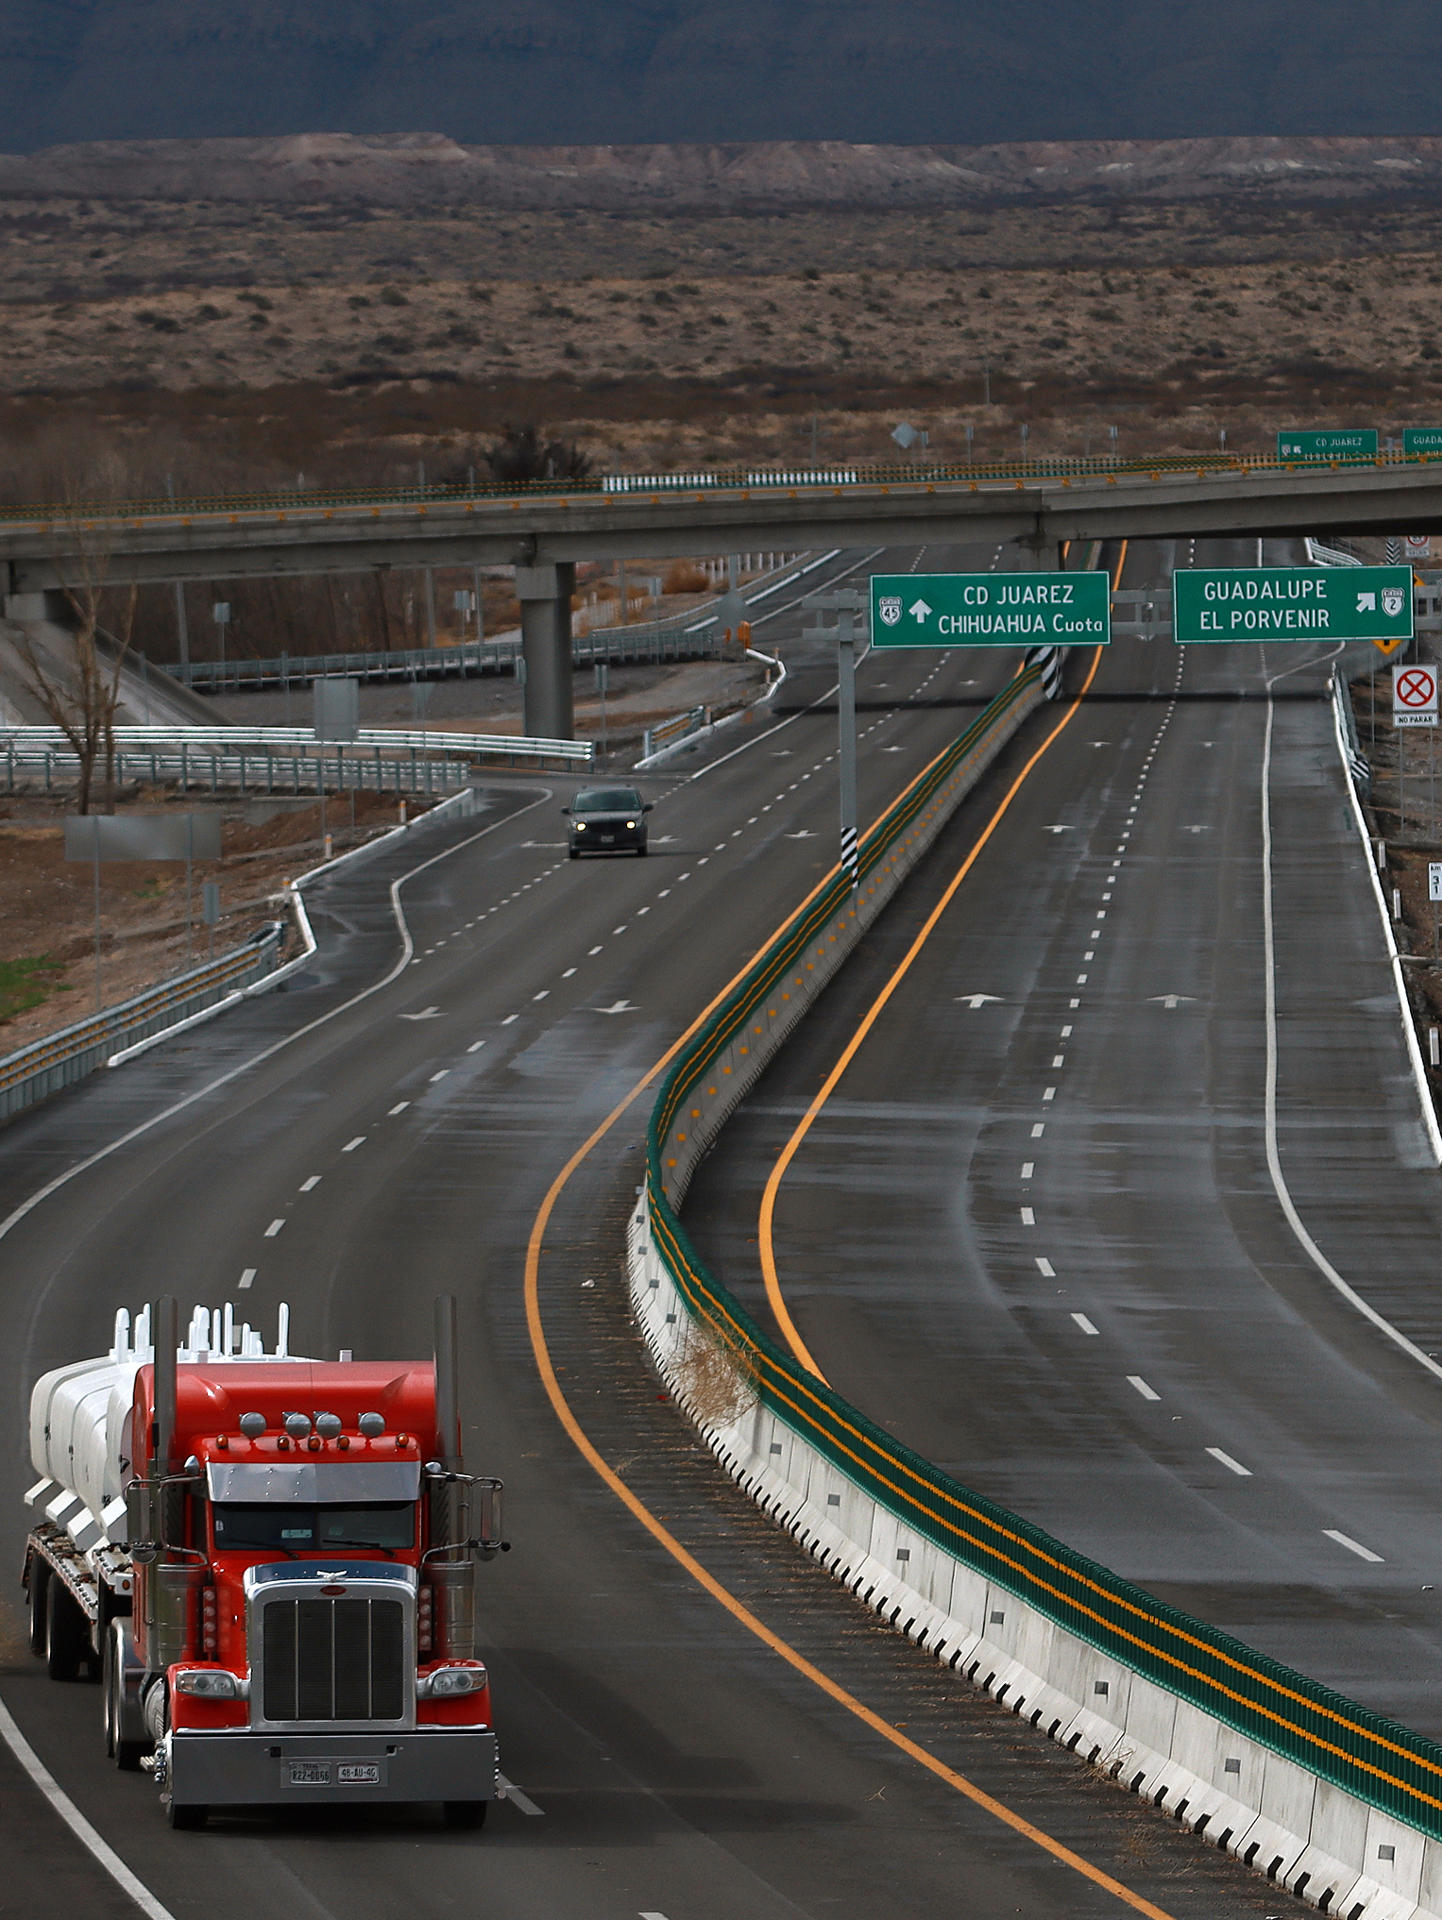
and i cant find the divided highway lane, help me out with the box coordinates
[685,534,1442,1741]
[0,541,1283,1920]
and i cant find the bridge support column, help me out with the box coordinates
[4,589,73,624]
[515,563,575,741]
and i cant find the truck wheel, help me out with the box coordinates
[442,1800,488,1830]
[26,1559,49,1657]
[44,1576,86,1682]
[166,1800,208,1831]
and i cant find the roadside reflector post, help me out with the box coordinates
[1430,1029,1440,1070]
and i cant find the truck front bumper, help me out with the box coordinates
[167,1728,498,1807]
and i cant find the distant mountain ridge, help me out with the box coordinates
[8,133,1442,208]
[3,1,1442,154]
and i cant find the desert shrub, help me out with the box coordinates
[663,561,709,594]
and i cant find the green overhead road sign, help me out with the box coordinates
[1276,429,1379,461]
[1404,428,1442,457]
[870,571,1110,647]
[1173,566,1413,644]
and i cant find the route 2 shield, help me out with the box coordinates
[1394,662,1439,727]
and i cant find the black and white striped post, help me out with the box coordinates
[808,587,867,890]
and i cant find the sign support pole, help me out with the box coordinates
[91,820,102,1013]
[838,612,858,890]
[810,588,866,890]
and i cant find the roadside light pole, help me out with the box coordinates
[808,587,867,890]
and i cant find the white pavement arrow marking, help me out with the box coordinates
[955,994,1003,1008]
[1148,995,1196,1009]
[520,841,567,849]
[400,1007,445,1021]
[1182,825,1209,834]
[909,598,933,622]
[785,830,818,839]
[590,1000,638,1015]
[1043,825,1072,834]
[653,835,678,844]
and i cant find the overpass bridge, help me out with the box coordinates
[6,452,1441,736]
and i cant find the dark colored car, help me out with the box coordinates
[564,786,653,858]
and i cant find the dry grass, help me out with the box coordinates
[670,1321,760,1430]
[4,192,1442,662]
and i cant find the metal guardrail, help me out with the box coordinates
[0,926,283,1125]
[1305,537,1363,567]
[1,723,593,769]
[641,662,1442,1843]
[157,624,721,693]
[641,706,710,760]
[2,743,468,798]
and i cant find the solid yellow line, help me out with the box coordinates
[522,578,1179,1920]
[758,542,1124,1376]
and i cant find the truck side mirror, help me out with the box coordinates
[643,803,654,813]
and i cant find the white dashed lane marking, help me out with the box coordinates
[1324,1529,1384,1564]
[1206,1447,1253,1478]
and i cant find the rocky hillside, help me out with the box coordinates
[7,133,1442,210]
[1,0,1442,155]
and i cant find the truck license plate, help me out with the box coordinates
[337,1763,381,1784]
[288,1760,332,1786]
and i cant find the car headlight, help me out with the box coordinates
[174,1668,244,1699]
[574,821,587,831]
[420,1664,488,1697]
[625,820,635,829]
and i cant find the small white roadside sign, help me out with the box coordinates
[1394,662,1440,728]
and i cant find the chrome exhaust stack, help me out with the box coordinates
[427,1295,477,1660]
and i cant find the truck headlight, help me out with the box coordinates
[419,1664,488,1697]
[174,1668,244,1699]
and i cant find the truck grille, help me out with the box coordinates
[260,1596,406,1723]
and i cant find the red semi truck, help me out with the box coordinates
[22,1295,505,1828]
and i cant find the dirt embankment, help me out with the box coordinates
[0,788,403,1051]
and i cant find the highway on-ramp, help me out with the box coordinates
[686,533,1442,1744]
[0,543,1284,1920]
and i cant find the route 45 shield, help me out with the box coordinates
[878,596,902,629]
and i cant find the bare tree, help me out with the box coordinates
[11,564,138,815]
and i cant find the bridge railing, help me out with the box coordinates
[0,723,593,770]
[157,624,721,692]
[5,447,1439,527]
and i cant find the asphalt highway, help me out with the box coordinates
[0,540,1285,1920]
[686,533,1442,1741]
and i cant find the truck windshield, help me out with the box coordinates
[212,1503,415,1553]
